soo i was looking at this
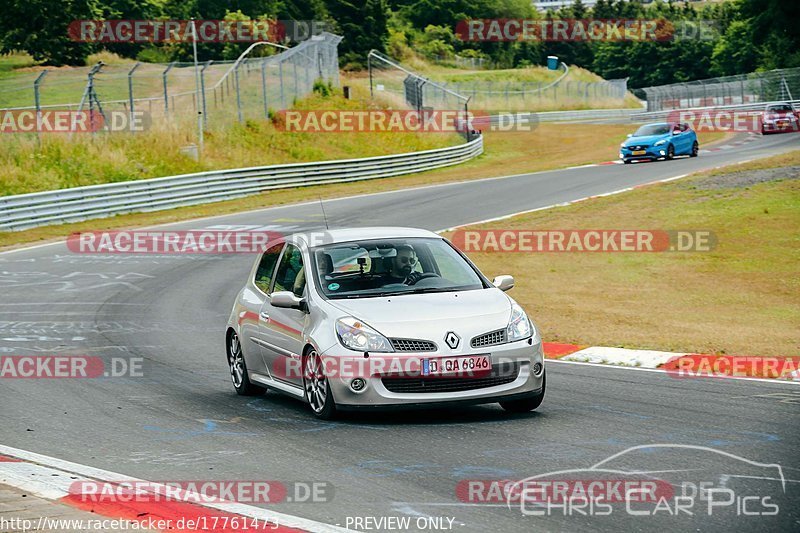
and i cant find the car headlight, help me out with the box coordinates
[620,142,626,148]
[654,139,666,146]
[507,302,534,342]
[335,316,393,352]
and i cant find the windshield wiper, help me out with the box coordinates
[374,287,460,297]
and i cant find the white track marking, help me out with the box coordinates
[547,359,800,386]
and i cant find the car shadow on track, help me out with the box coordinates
[239,391,545,426]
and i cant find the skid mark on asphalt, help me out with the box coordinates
[244,398,386,432]
[343,460,515,479]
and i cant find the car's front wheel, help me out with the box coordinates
[665,144,675,160]
[227,330,266,396]
[500,371,546,413]
[690,141,699,157]
[303,349,337,420]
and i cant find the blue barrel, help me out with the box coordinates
[547,56,559,70]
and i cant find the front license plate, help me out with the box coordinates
[632,150,646,155]
[423,355,491,376]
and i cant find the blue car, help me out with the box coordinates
[619,122,699,164]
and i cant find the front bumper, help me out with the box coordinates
[762,121,799,133]
[322,339,545,408]
[619,146,667,161]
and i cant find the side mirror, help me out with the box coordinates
[271,291,306,311]
[672,130,680,135]
[626,133,632,138]
[492,275,515,292]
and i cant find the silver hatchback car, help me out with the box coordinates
[225,227,545,419]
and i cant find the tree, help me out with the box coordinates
[0,0,100,65]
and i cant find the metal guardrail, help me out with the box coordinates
[0,137,483,231]
[630,99,800,122]
[466,107,644,130]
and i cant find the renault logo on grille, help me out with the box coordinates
[445,331,460,349]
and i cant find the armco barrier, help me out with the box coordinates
[0,136,483,231]
[630,99,800,122]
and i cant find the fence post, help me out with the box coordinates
[261,59,269,118]
[293,60,299,103]
[127,62,140,131]
[200,60,212,128]
[33,70,48,146]
[279,60,286,109]
[234,63,243,123]
[162,61,176,114]
[367,52,373,98]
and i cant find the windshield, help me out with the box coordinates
[767,104,793,113]
[311,237,485,299]
[633,124,671,136]
[633,124,670,137]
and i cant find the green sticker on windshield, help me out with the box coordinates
[328,283,340,291]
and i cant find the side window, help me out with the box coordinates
[273,245,306,297]
[254,243,284,294]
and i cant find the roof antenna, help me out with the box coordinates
[318,196,329,230]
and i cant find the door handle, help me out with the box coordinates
[260,311,270,321]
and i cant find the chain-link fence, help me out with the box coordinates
[366,53,627,113]
[433,77,628,110]
[367,50,475,140]
[0,32,342,133]
[640,67,800,112]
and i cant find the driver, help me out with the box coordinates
[383,244,424,285]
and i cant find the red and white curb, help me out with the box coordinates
[0,445,352,533]
[542,343,799,383]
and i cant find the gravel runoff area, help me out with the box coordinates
[688,164,800,190]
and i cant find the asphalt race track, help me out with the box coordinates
[1,132,799,531]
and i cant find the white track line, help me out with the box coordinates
[547,359,800,386]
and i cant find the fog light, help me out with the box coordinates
[532,362,543,376]
[659,150,665,156]
[349,378,367,393]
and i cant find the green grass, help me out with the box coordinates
[444,151,800,357]
[0,122,732,251]
[0,88,459,196]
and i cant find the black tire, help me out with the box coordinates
[623,159,632,164]
[227,330,266,396]
[500,371,546,413]
[303,348,337,420]
[690,141,699,157]
[666,144,675,160]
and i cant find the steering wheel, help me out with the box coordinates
[405,272,440,285]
